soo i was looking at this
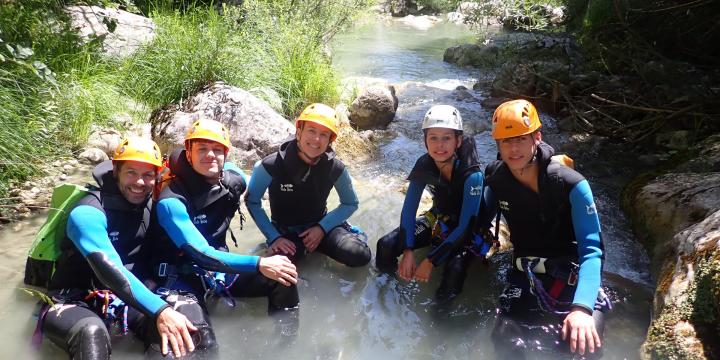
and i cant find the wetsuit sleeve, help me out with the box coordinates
[67,205,169,318]
[224,161,250,185]
[427,172,483,265]
[569,180,603,311]
[400,180,424,248]
[156,198,259,273]
[245,161,283,244]
[318,168,359,233]
[479,186,498,228]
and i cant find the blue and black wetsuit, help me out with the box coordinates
[42,161,172,359]
[483,141,608,357]
[376,136,484,299]
[246,139,371,267]
[142,148,299,312]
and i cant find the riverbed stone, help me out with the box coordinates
[151,82,294,168]
[78,147,109,164]
[65,5,156,58]
[87,128,123,157]
[634,172,720,264]
[443,43,500,67]
[349,86,398,130]
[396,15,440,30]
[390,0,417,17]
[392,81,491,136]
[675,134,720,173]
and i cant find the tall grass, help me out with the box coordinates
[1,0,368,201]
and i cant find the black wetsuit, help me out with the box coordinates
[246,139,371,267]
[141,148,299,313]
[376,137,484,300]
[41,161,208,359]
[483,142,608,358]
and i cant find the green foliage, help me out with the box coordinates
[121,0,364,117]
[0,0,367,202]
[464,0,565,32]
[120,7,230,109]
[416,0,462,13]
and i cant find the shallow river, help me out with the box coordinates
[0,16,653,360]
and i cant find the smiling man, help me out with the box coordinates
[40,137,198,359]
[141,119,300,351]
[245,103,371,267]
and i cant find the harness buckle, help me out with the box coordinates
[158,263,167,277]
[567,268,578,286]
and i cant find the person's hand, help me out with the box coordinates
[398,250,416,281]
[156,307,197,357]
[259,255,298,286]
[268,237,297,256]
[299,225,325,253]
[562,306,601,355]
[414,258,433,282]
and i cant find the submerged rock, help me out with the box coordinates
[349,85,398,130]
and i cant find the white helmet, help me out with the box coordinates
[421,105,463,132]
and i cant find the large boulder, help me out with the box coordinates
[390,0,418,17]
[349,86,399,130]
[640,210,720,359]
[633,172,720,267]
[629,137,720,359]
[65,6,156,58]
[151,82,295,168]
[396,15,441,30]
[87,128,123,157]
[443,44,500,67]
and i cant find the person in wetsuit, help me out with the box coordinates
[245,103,371,267]
[41,137,199,359]
[483,99,609,358]
[375,105,484,300]
[142,119,299,342]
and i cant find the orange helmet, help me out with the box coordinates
[491,99,541,140]
[296,103,339,141]
[112,137,163,170]
[185,119,231,150]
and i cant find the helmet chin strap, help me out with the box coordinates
[519,141,539,177]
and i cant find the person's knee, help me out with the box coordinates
[172,295,217,350]
[375,229,401,270]
[270,283,300,310]
[344,242,371,267]
[66,317,111,359]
